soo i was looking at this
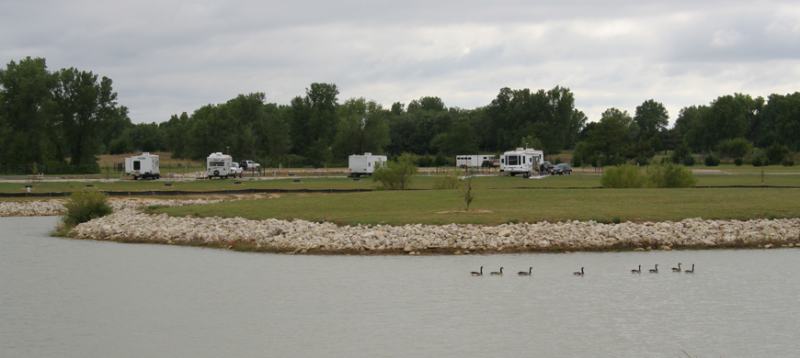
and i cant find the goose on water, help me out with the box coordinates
[672,263,682,272]
[649,264,659,273]
[631,265,641,274]
[685,264,695,274]
[518,267,532,276]
[471,266,483,276]
[574,267,585,276]
[491,267,504,275]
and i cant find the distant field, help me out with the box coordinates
[2,172,799,195]
[154,188,800,226]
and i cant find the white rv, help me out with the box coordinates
[206,152,235,179]
[348,152,387,177]
[500,148,543,177]
[125,152,160,180]
[456,155,496,168]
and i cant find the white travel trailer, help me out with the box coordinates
[500,148,543,177]
[125,152,160,180]
[348,152,387,177]
[456,155,496,168]
[206,152,234,179]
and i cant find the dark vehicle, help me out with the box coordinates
[481,160,493,168]
[540,161,554,173]
[551,163,572,175]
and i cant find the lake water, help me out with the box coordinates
[2,216,799,357]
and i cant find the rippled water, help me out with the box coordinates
[2,217,799,357]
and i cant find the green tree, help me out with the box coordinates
[372,153,418,190]
[634,99,669,139]
[429,121,479,156]
[332,98,390,159]
[574,108,638,165]
[51,68,118,173]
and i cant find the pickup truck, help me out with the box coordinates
[239,160,260,170]
[229,162,244,178]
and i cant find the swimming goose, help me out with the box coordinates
[491,267,504,275]
[672,263,682,272]
[518,267,532,276]
[574,267,585,276]
[631,265,641,274]
[685,264,694,274]
[649,264,659,273]
[471,266,483,276]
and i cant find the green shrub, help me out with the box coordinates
[716,138,752,158]
[783,158,795,167]
[62,190,113,227]
[433,167,462,189]
[600,164,645,188]
[752,156,763,167]
[554,157,563,164]
[684,157,695,166]
[704,155,720,166]
[765,143,790,165]
[734,157,743,166]
[635,156,649,166]
[372,153,418,190]
[645,163,698,188]
[571,155,582,167]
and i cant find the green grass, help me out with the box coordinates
[2,172,799,195]
[154,188,800,226]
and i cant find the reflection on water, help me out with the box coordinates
[2,217,799,358]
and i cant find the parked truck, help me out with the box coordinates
[124,152,160,180]
[348,152,387,177]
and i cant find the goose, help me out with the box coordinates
[471,266,483,276]
[649,264,659,273]
[518,267,532,276]
[685,264,694,274]
[491,267,504,275]
[631,265,641,274]
[573,267,585,276]
[672,263,682,272]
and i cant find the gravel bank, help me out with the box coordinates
[71,210,800,253]
[0,199,228,217]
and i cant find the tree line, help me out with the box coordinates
[2,56,799,174]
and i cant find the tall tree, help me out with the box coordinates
[51,68,117,172]
[332,98,390,158]
[634,99,669,139]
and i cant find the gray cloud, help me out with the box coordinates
[2,0,799,124]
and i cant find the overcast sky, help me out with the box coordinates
[2,0,800,125]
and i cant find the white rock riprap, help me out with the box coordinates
[0,199,228,217]
[71,211,800,252]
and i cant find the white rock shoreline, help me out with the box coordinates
[69,209,800,253]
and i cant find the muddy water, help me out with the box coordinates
[2,216,799,357]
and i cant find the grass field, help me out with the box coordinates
[2,171,799,195]
[153,187,800,226]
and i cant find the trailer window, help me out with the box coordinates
[209,161,224,167]
[507,156,519,165]
[133,161,140,170]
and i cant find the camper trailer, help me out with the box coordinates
[456,155,496,168]
[206,152,234,179]
[500,148,543,177]
[348,152,387,177]
[125,152,160,180]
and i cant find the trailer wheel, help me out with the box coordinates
[213,170,220,177]
[155,174,160,179]
[510,173,516,177]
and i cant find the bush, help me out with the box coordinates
[372,153,418,190]
[716,138,753,158]
[434,152,447,167]
[734,157,743,166]
[645,163,698,188]
[783,158,795,167]
[109,137,132,155]
[571,155,582,167]
[704,155,720,166]
[600,164,645,188]
[683,157,695,166]
[62,190,113,227]
[752,156,763,167]
[765,143,790,165]
[433,167,462,189]
[634,156,649,166]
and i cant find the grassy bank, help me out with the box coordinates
[3,172,800,195]
[154,188,800,226]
